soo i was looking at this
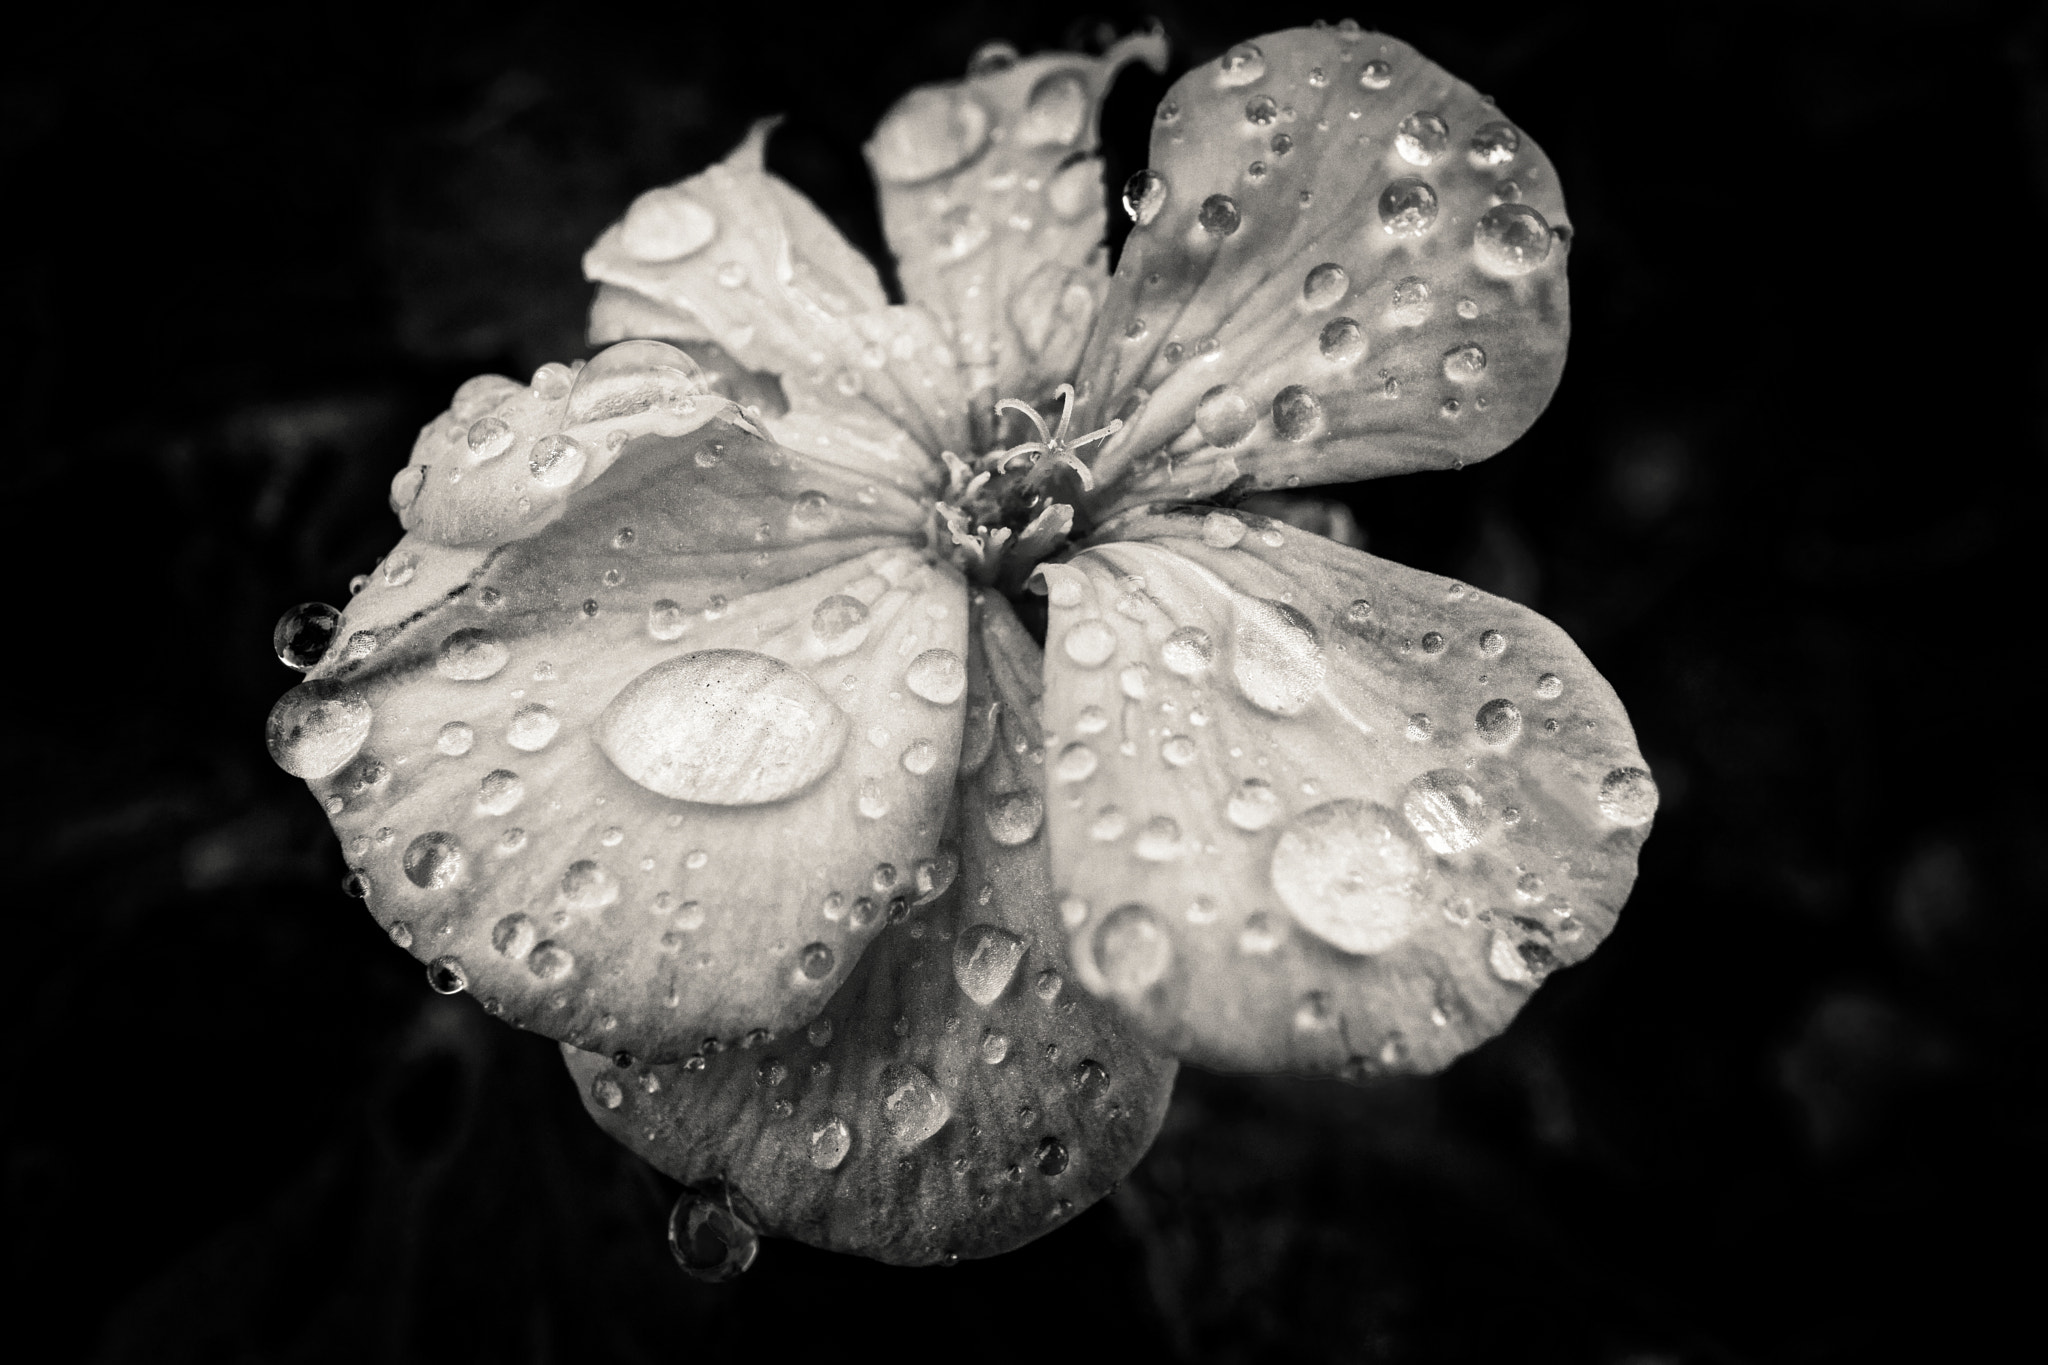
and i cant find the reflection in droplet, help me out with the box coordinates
[985,789,1045,846]
[1469,121,1520,167]
[597,650,847,804]
[1377,179,1439,237]
[1535,672,1564,700]
[273,603,341,670]
[1395,112,1450,166]
[527,434,586,487]
[1442,343,1487,382]
[1161,626,1214,677]
[1218,42,1266,86]
[1319,317,1367,365]
[1122,169,1168,226]
[1302,262,1347,308]
[565,339,706,426]
[1271,386,1324,442]
[1197,194,1242,237]
[1358,60,1392,90]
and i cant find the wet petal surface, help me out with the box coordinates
[1034,506,1650,1075]
[563,594,1175,1262]
[287,370,968,1062]
[1070,26,1570,513]
[864,28,1169,438]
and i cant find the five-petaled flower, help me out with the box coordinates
[266,21,1656,1270]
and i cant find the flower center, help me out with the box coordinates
[928,383,1122,589]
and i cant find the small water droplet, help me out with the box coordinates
[1217,42,1266,87]
[811,595,872,655]
[527,940,575,981]
[1272,800,1422,954]
[1201,511,1246,547]
[437,628,510,681]
[1122,168,1168,226]
[403,832,464,889]
[985,789,1045,846]
[436,721,474,756]
[1378,178,1440,237]
[1195,385,1256,447]
[647,600,687,641]
[1134,816,1183,861]
[906,649,966,704]
[1159,734,1198,767]
[1271,386,1324,442]
[527,434,586,487]
[981,1031,1011,1064]
[1160,626,1214,677]
[386,918,411,947]
[1474,203,1554,275]
[1091,807,1128,841]
[1228,777,1280,831]
[426,956,467,994]
[1232,598,1325,715]
[1475,699,1523,746]
[1056,742,1099,783]
[1403,770,1488,855]
[1421,631,1446,656]
[1443,343,1487,382]
[1318,317,1367,365]
[1395,111,1450,166]
[507,703,559,752]
[1063,619,1116,667]
[273,602,341,670]
[1034,968,1062,1000]
[1478,629,1506,657]
[1035,1135,1070,1175]
[901,738,938,775]
[1197,194,1241,237]
[1535,672,1564,700]
[465,416,514,463]
[491,913,537,959]
[809,1116,852,1170]
[669,1190,759,1282]
[1358,60,1392,90]
[590,1074,624,1109]
[878,1063,950,1146]
[560,860,618,911]
[1245,94,1279,126]
[1599,767,1660,825]
[953,924,1027,1005]
[1094,904,1171,993]
[266,680,373,779]
[857,781,890,820]
[1469,120,1520,168]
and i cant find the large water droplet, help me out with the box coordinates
[877,1063,950,1146]
[565,339,706,426]
[266,680,373,778]
[810,595,872,656]
[273,602,341,670]
[669,1190,759,1282]
[1195,385,1256,447]
[906,649,966,705]
[1271,800,1422,954]
[507,703,559,751]
[1021,70,1088,146]
[1161,626,1214,677]
[527,434,586,488]
[622,190,716,262]
[986,789,1045,846]
[1469,121,1520,168]
[1378,179,1440,237]
[1198,194,1242,237]
[1094,904,1171,994]
[810,1117,852,1170]
[1475,699,1523,746]
[437,628,509,681]
[1217,42,1265,86]
[597,650,848,804]
[1062,619,1116,667]
[1474,203,1554,276]
[1403,770,1489,855]
[1271,386,1324,442]
[1228,777,1279,831]
[953,924,1026,1005]
[403,832,464,889]
[870,89,990,183]
[1599,767,1659,825]
[1122,169,1168,226]
[1395,112,1450,166]
[1319,317,1367,365]
[1232,598,1325,715]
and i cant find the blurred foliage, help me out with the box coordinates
[5,1,2042,1361]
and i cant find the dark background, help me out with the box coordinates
[7,2,2041,1361]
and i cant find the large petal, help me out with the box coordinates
[584,122,968,491]
[1032,505,1653,1076]
[562,593,1176,1264]
[269,356,970,1063]
[864,29,1169,440]
[1071,26,1570,513]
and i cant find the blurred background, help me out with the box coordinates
[7,2,2041,1360]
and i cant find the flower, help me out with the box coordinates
[266,21,1656,1270]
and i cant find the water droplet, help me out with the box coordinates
[906,649,966,705]
[669,1190,759,1282]
[1474,203,1554,276]
[787,489,834,534]
[596,650,848,804]
[1197,194,1241,237]
[1094,904,1172,993]
[1022,70,1088,146]
[901,739,938,775]
[1156,735,1197,769]
[1202,511,1246,548]
[1158,626,1213,677]
[527,434,587,488]
[437,628,509,681]
[1217,42,1266,87]
[1469,120,1520,167]
[1271,800,1422,954]
[1063,619,1116,667]
[273,602,341,670]
[1195,385,1256,447]
[386,919,411,947]
[1228,777,1280,831]
[436,721,474,756]
[491,913,537,958]
[1318,317,1367,365]
[389,467,425,513]
[426,956,467,994]
[1232,598,1325,715]
[1475,699,1523,746]
[1035,1136,1070,1176]
[1478,629,1507,657]
[1535,672,1564,700]
[527,940,575,981]
[1134,816,1183,861]
[1403,770,1488,855]
[953,924,1026,1005]
[914,848,958,903]
[507,703,559,752]
[967,40,1018,76]
[266,681,372,778]
[1034,968,1063,1000]
[809,1117,852,1170]
[878,1063,950,1146]
[1378,178,1440,237]
[797,941,835,980]
[590,1073,624,1110]
[806,1016,834,1046]
[1271,386,1324,442]
[1122,168,1168,226]
[810,595,872,655]
[1358,60,1392,90]
[402,831,463,890]
[981,1031,1011,1064]
[463,416,514,464]
[985,789,1045,846]
[1090,806,1128,841]
[1395,111,1450,165]
[560,860,618,911]
[1421,631,1446,656]
[564,339,706,429]
[1056,742,1098,783]
[1443,343,1488,383]
[1599,767,1659,825]
[870,89,990,184]
[1245,94,1279,127]
[622,190,716,262]
[1406,713,1432,741]
[857,780,890,820]
[715,260,747,289]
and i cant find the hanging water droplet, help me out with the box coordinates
[954,924,1027,1005]
[1468,121,1520,168]
[426,956,467,994]
[621,190,716,262]
[811,595,872,655]
[986,789,1045,846]
[1271,800,1422,954]
[1271,386,1324,442]
[1063,619,1116,667]
[436,721,474,756]
[1475,699,1523,746]
[597,650,847,804]
[1195,385,1257,447]
[1403,770,1489,855]
[1094,904,1171,993]
[1056,742,1098,783]
[1217,42,1266,86]
[1358,60,1392,90]
[1232,598,1325,715]
[1378,179,1440,237]
[437,628,509,681]
[1202,511,1246,548]
[1535,672,1564,700]
[1318,317,1367,365]
[906,649,966,705]
[1216,782,1278,839]
[527,434,587,488]
[809,1117,852,1170]
[388,466,425,514]
[669,1190,759,1282]
[507,703,559,751]
[1197,194,1241,237]
[1442,343,1487,382]
[1599,767,1659,825]
[1122,169,1168,226]
[1395,111,1450,165]
[273,602,341,670]
[1474,203,1554,275]
[878,1063,951,1146]
[266,680,373,778]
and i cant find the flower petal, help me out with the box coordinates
[279,364,971,1062]
[864,28,1169,437]
[1033,506,1651,1076]
[585,121,968,490]
[561,593,1176,1263]
[1071,26,1570,513]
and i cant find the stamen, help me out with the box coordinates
[993,397,1052,447]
